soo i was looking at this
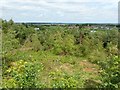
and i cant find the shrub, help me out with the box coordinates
[23,34,42,51]
[49,71,78,88]
[3,60,44,88]
[101,56,120,89]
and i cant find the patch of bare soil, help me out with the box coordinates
[79,60,99,74]
[59,63,73,74]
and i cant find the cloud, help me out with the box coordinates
[1,0,119,23]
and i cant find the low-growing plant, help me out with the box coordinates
[3,60,44,88]
[49,71,78,88]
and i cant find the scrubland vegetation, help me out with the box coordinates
[1,19,120,89]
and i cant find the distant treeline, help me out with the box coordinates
[15,22,118,26]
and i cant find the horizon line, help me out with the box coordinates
[15,22,118,24]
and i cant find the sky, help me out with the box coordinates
[0,0,119,23]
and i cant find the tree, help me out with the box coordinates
[8,19,14,26]
[23,34,42,51]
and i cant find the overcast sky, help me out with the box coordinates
[0,0,119,23]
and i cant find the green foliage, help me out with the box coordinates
[23,34,42,51]
[2,19,14,33]
[14,25,35,44]
[2,30,20,53]
[49,71,78,88]
[2,19,119,88]
[3,60,44,88]
[101,56,120,89]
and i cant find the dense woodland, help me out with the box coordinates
[1,19,120,89]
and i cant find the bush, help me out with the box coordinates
[101,56,120,89]
[3,60,44,88]
[23,34,42,51]
[2,30,20,53]
[49,71,78,88]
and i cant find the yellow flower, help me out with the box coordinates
[24,62,27,64]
